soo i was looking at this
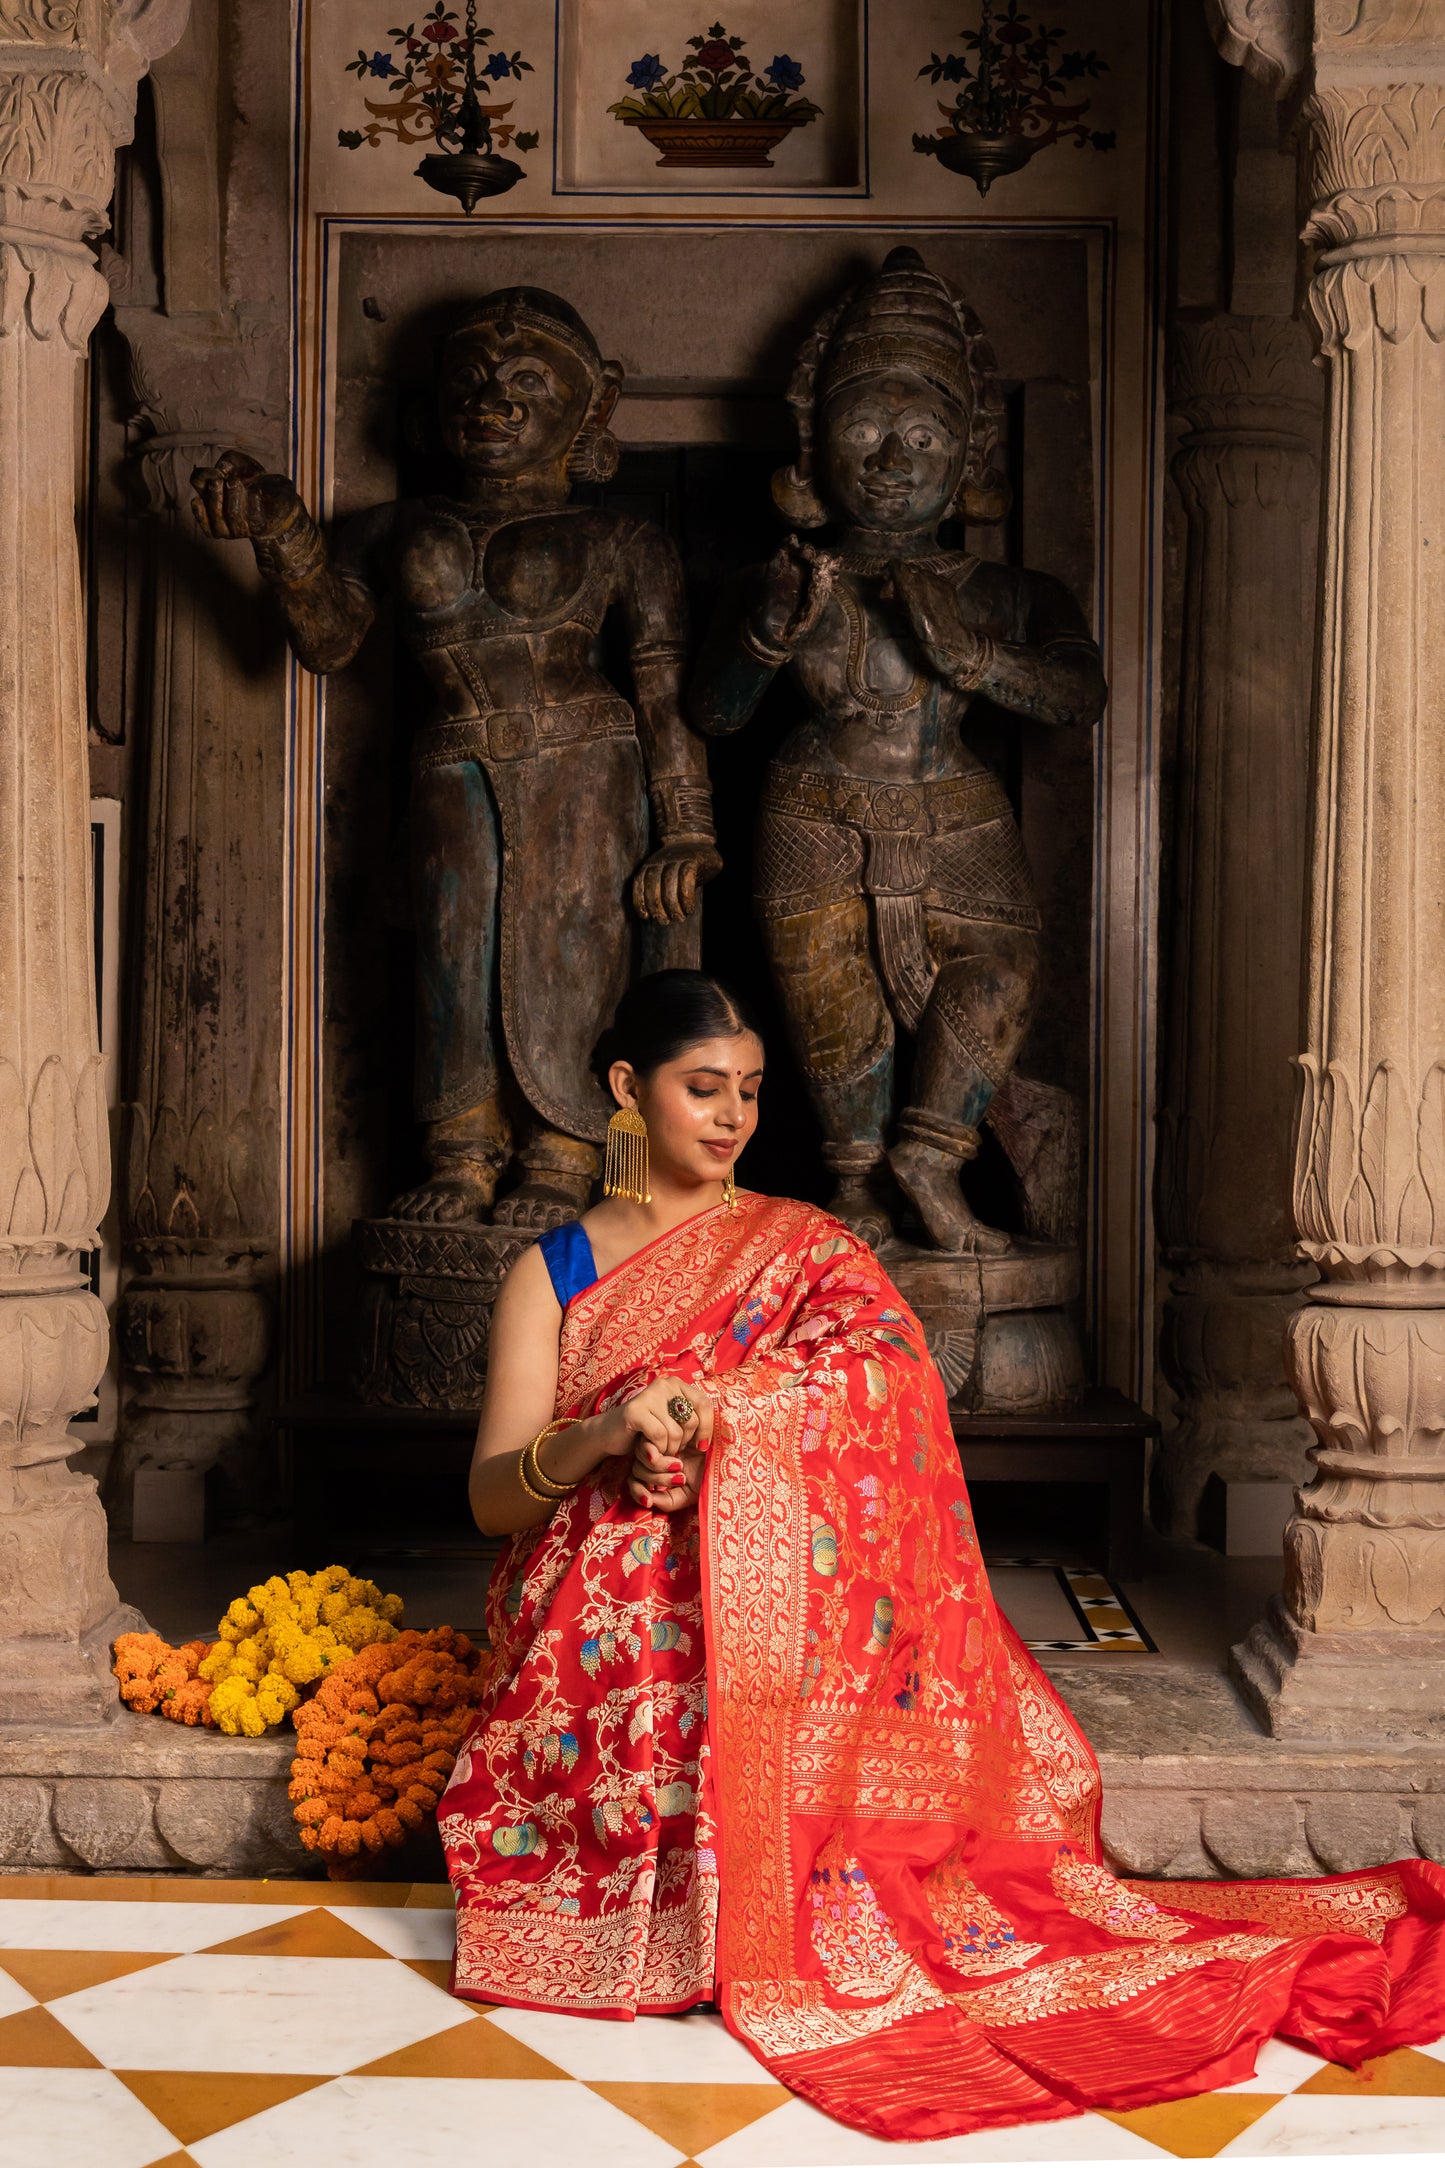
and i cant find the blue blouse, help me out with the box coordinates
[538,1218,599,1309]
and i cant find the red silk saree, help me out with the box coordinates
[441,1193,1445,2141]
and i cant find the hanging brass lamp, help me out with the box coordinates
[415,0,524,214]
[930,3,1036,198]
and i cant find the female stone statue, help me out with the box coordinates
[692,248,1105,1252]
[192,287,719,1230]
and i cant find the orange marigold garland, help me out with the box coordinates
[288,1626,486,1877]
[112,1632,218,1726]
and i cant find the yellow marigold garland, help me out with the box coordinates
[111,1566,405,1737]
[198,1566,403,1736]
[288,1627,486,1877]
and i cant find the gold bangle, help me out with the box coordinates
[522,1445,572,1502]
[516,1452,555,1505]
[525,1420,579,1500]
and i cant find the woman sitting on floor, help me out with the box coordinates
[440,969,1445,2144]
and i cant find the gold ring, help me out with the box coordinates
[667,1392,696,1426]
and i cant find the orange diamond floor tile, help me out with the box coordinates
[0,1874,1441,2166]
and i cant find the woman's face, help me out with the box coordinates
[611,1032,764,1191]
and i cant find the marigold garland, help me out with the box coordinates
[111,1565,405,1737]
[288,1626,486,1877]
[112,1632,217,1726]
[198,1566,404,1736]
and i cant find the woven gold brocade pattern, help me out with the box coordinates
[1137,1872,1409,1946]
[950,1932,1291,2030]
[1051,1847,1193,1943]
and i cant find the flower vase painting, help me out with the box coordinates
[557,0,865,194]
[608,21,822,168]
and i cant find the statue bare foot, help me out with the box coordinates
[389,1164,495,1224]
[829,1175,895,1251]
[491,1175,590,1230]
[889,1140,1011,1257]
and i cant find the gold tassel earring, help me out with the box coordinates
[722,1165,738,1210]
[603,1106,650,1203]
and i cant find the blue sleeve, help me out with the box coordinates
[536,1220,599,1309]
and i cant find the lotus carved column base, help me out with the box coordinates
[1231,1297,1445,1743]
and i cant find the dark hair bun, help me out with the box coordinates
[591,971,761,1094]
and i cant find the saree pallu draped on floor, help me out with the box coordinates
[441,1195,1445,2141]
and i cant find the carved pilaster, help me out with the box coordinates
[1211,22,1445,1736]
[1155,314,1322,1539]
[0,0,189,1717]
[107,321,283,1534]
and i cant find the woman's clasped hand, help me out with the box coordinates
[617,1372,714,1513]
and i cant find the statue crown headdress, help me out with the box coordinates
[774,246,1008,527]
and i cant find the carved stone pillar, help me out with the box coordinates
[0,0,188,1718]
[109,392,281,1537]
[1154,315,1321,1541]
[1210,6,1445,1739]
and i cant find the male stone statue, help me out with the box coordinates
[693,248,1105,1253]
[193,287,719,1229]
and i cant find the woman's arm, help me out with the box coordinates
[468,1246,714,1535]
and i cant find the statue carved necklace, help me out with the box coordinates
[836,579,928,718]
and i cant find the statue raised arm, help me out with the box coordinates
[194,287,720,1229]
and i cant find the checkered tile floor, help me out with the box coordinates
[1,1878,1444,2165]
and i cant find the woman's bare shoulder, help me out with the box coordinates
[495,1237,560,1318]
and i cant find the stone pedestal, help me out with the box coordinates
[0,0,188,1721]
[884,1240,1084,1416]
[354,1219,531,1410]
[1210,6,1445,1742]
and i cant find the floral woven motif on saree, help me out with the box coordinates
[441,1193,1445,2140]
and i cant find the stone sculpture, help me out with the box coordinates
[192,285,719,1232]
[693,246,1106,1257]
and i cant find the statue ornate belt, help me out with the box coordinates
[757,760,1037,1032]
[413,696,634,772]
[760,762,1011,835]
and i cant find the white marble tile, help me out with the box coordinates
[1219,2090,1445,2154]
[48,1952,472,2074]
[485,2003,767,2082]
[0,1963,36,2018]
[191,2074,681,2168]
[0,1898,305,1952]
[0,2066,179,2168]
[698,2097,1170,2165]
[333,1905,456,1962]
[1220,2038,1332,2093]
